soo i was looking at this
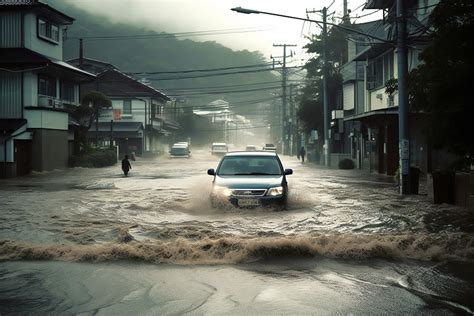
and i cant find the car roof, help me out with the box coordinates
[172,144,188,147]
[224,151,277,157]
[212,142,227,146]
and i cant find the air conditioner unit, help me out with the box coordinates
[367,81,376,90]
[54,100,62,108]
[38,96,54,107]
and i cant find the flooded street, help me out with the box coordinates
[1,150,474,314]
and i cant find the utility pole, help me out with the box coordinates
[322,7,330,166]
[289,84,296,156]
[306,7,330,165]
[273,44,296,155]
[397,0,410,194]
[79,38,84,69]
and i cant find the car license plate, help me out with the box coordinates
[238,198,260,207]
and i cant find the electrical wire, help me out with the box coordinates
[141,66,303,81]
[126,63,274,75]
[66,26,271,41]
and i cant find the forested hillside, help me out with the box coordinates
[51,0,279,114]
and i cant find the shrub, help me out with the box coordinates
[338,158,355,169]
[72,149,117,168]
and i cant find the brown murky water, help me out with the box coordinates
[1,150,473,314]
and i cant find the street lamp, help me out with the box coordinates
[231,7,390,43]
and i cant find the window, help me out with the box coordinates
[61,82,76,103]
[37,18,59,43]
[367,51,394,90]
[38,75,56,97]
[123,100,132,114]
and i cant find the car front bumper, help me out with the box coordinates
[211,194,286,208]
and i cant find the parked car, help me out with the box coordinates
[211,142,228,156]
[169,143,190,158]
[245,145,258,151]
[207,151,293,209]
[262,143,277,152]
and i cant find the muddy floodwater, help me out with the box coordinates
[1,150,473,314]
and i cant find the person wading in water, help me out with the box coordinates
[122,155,132,176]
[299,146,306,163]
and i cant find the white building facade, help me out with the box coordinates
[0,0,95,177]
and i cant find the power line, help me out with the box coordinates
[156,80,296,92]
[165,85,282,97]
[142,66,303,81]
[66,26,271,41]
[126,63,273,75]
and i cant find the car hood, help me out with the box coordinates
[214,175,284,189]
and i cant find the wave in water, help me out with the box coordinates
[1,233,473,265]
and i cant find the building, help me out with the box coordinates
[0,0,95,177]
[339,0,439,175]
[68,63,174,155]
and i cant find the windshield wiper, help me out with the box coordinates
[234,172,277,175]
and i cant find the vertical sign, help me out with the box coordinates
[114,109,122,121]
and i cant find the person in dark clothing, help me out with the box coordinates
[299,146,306,163]
[122,155,132,176]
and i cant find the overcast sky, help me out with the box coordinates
[65,0,382,64]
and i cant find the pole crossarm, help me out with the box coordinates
[231,7,392,44]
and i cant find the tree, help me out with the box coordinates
[297,21,348,136]
[72,91,112,153]
[409,0,474,163]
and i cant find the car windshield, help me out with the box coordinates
[217,156,282,175]
[171,147,187,154]
[212,145,227,150]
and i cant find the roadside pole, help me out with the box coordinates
[273,44,296,155]
[322,7,330,166]
[397,0,410,194]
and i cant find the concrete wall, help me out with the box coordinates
[100,98,148,124]
[25,109,68,130]
[31,129,68,171]
[23,13,63,60]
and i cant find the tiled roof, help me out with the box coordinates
[0,0,37,5]
[90,69,170,100]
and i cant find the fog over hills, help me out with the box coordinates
[51,0,280,115]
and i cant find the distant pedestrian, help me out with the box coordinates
[299,146,306,163]
[122,155,132,176]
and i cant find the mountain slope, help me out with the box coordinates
[51,0,279,114]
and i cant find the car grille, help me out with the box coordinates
[231,189,267,197]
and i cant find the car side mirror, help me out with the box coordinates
[207,169,215,175]
[284,169,293,175]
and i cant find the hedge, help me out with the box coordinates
[71,149,117,168]
[338,158,355,169]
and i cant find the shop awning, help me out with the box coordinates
[88,121,144,139]
[344,108,399,125]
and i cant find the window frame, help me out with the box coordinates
[123,99,132,115]
[37,17,60,44]
[60,81,77,104]
[367,50,394,90]
[38,74,56,98]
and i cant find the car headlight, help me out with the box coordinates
[213,186,232,197]
[267,186,284,196]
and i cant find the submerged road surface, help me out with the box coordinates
[1,150,473,314]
